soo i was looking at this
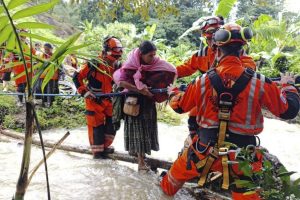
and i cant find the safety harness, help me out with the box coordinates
[196,67,254,190]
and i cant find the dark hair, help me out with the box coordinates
[139,40,157,55]
[219,43,243,57]
[44,43,53,49]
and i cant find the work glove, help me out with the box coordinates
[167,84,175,95]
[139,87,153,97]
[279,72,295,85]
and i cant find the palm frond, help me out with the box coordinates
[214,0,237,18]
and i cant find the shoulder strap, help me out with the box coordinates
[87,59,99,70]
[207,68,226,95]
[197,46,208,57]
[207,68,254,104]
[87,59,100,79]
[199,67,254,190]
[230,68,254,98]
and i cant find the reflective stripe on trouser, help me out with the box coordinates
[160,147,262,199]
[88,124,116,154]
[85,98,115,154]
[88,125,105,154]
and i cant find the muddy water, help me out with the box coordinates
[0,124,193,200]
[0,118,299,199]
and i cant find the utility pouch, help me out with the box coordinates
[123,96,140,117]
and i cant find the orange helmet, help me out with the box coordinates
[213,23,253,46]
[197,16,224,39]
[103,37,123,54]
[103,36,123,62]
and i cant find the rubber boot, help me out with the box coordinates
[93,152,107,159]
[104,146,115,154]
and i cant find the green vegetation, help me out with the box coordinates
[0,0,299,199]
[0,96,86,132]
[35,97,86,130]
[235,148,300,199]
[157,105,182,126]
[0,95,19,125]
[0,94,182,131]
[29,0,300,79]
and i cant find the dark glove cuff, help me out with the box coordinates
[81,90,87,97]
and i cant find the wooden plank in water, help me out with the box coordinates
[0,129,173,170]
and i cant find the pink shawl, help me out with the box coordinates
[113,48,176,90]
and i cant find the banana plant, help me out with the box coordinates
[0,1,88,199]
[249,14,300,76]
[214,0,237,18]
[179,0,237,39]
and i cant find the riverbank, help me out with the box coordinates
[0,94,182,132]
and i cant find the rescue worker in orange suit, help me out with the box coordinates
[12,30,36,106]
[73,36,123,159]
[1,43,12,92]
[176,16,256,145]
[38,43,59,107]
[160,23,300,199]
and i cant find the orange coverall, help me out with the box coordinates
[73,57,116,155]
[161,56,300,199]
[177,46,256,135]
[12,47,36,103]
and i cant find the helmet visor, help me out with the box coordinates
[204,27,218,34]
[200,18,218,29]
[111,47,123,53]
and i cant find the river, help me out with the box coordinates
[0,118,299,199]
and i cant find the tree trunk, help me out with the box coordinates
[0,128,173,170]
[14,102,35,200]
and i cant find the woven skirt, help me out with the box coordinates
[124,96,159,155]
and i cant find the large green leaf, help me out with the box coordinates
[16,22,55,30]
[31,62,44,86]
[6,32,16,50]
[232,180,255,188]
[7,47,48,63]
[12,0,59,20]
[13,32,85,91]
[65,43,92,54]
[4,61,34,81]
[0,16,9,32]
[7,0,29,10]
[14,60,58,81]
[41,64,56,92]
[75,52,99,59]
[214,0,237,18]
[34,32,82,90]
[278,171,296,177]
[253,14,272,29]
[19,32,62,44]
[51,32,82,60]
[293,178,300,186]
[0,24,12,45]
